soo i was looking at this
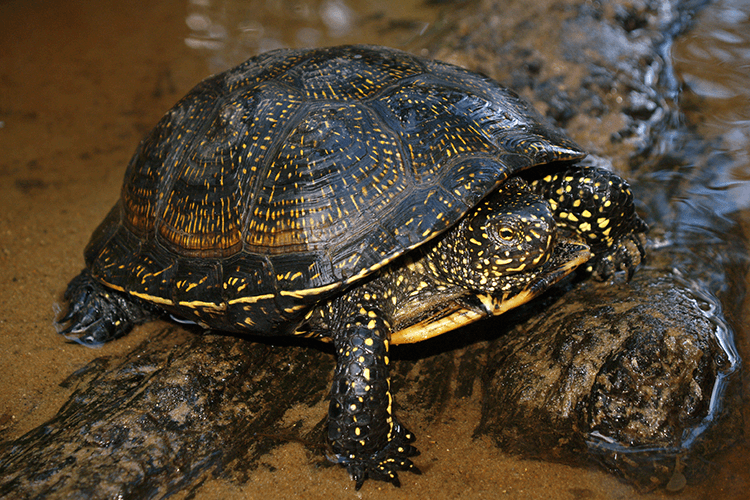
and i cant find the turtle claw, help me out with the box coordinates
[56,270,155,346]
[589,231,647,281]
[348,455,420,491]
[353,472,365,491]
[338,425,420,490]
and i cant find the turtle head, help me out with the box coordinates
[429,177,561,292]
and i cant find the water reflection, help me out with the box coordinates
[674,0,750,148]
[670,0,750,240]
[184,0,434,70]
[186,0,358,67]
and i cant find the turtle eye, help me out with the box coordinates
[497,227,515,240]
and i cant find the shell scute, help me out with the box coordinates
[86,45,585,332]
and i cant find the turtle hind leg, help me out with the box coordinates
[56,269,157,346]
[325,290,420,489]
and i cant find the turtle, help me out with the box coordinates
[57,45,647,489]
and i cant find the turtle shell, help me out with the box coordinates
[84,45,584,335]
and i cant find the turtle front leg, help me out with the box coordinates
[57,269,157,346]
[530,165,648,279]
[325,290,420,489]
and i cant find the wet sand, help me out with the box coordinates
[0,0,205,440]
[1,0,747,498]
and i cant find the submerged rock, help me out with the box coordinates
[476,268,739,489]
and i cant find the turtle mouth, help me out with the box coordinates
[390,238,590,345]
[493,237,591,294]
[473,236,591,316]
[522,237,591,294]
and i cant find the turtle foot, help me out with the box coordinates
[589,230,647,281]
[334,423,421,490]
[56,269,155,346]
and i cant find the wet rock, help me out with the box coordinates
[426,0,711,168]
[0,329,336,498]
[476,269,739,489]
[0,267,738,497]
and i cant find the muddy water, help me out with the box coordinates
[1,0,749,499]
[668,0,750,497]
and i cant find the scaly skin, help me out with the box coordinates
[58,168,647,488]
[310,178,574,487]
[529,165,648,279]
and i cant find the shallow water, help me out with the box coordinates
[668,1,750,495]
[1,0,749,498]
